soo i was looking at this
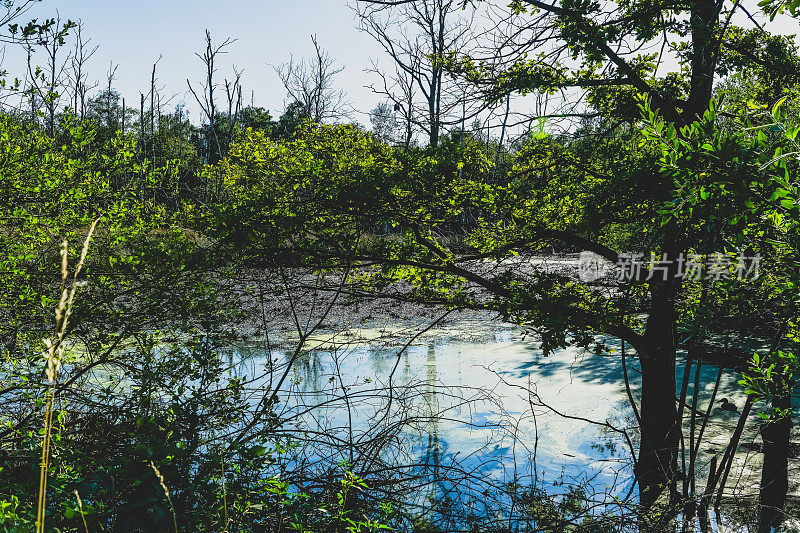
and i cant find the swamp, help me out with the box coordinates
[2,0,800,531]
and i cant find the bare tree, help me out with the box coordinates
[139,56,179,163]
[273,35,349,124]
[104,61,118,130]
[187,29,236,163]
[82,62,122,139]
[147,55,163,161]
[67,20,98,119]
[369,64,416,148]
[224,66,244,149]
[356,0,478,148]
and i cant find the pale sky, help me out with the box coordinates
[1,0,798,128]
[4,0,386,124]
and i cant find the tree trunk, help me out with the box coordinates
[637,280,680,512]
[638,345,679,509]
[759,392,792,532]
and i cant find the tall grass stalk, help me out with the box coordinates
[150,461,179,533]
[35,219,100,533]
[74,490,89,533]
[221,457,229,533]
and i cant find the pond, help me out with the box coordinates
[224,310,788,527]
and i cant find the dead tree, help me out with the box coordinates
[139,93,145,159]
[273,35,349,124]
[148,55,163,162]
[104,62,118,131]
[187,30,236,164]
[224,66,243,152]
[368,63,416,148]
[356,0,477,148]
[67,21,98,119]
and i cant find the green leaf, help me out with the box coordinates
[772,96,789,122]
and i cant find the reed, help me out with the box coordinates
[150,460,179,533]
[74,490,89,533]
[35,218,101,533]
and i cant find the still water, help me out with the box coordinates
[228,312,783,524]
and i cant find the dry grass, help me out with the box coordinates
[150,461,179,533]
[35,217,100,533]
[74,489,89,533]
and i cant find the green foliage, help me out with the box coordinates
[741,350,798,419]
[733,96,800,422]
[0,105,404,531]
[1,0,799,523]
[85,89,135,142]
[716,27,800,102]
[639,95,769,230]
[759,0,800,19]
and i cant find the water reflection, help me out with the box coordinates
[225,318,794,527]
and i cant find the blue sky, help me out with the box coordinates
[9,0,385,123]
[3,0,799,127]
